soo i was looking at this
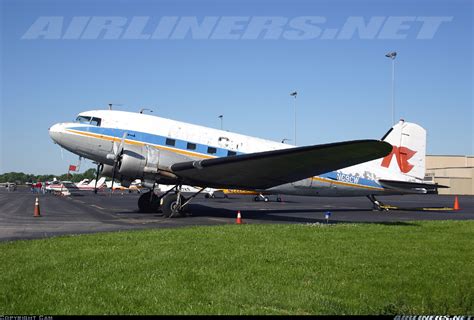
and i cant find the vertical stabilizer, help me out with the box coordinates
[380,120,426,180]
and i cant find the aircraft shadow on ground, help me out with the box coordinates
[183,205,420,227]
[110,206,417,226]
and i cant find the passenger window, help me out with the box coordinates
[207,147,217,154]
[187,143,196,150]
[166,138,176,146]
[227,151,237,156]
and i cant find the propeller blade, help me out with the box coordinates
[110,132,127,195]
[94,163,102,194]
[112,141,118,157]
[110,161,118,195]
[117,131,127,157]
[110,167,116,195]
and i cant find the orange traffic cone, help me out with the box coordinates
[453,196,460,211]
[236,211,242,224]
[34,197,41,217]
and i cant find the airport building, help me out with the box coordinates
[426,155,474,195]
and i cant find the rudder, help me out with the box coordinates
[380,120,426,180]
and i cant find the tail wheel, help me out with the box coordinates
[162,194,186,218]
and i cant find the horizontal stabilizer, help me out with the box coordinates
[378,179,448,194]
[171,140,392,189]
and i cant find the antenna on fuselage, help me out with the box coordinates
[139,108,153,114]
[108,103,123,110]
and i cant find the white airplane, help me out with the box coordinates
[105,179,144,193]
[46,177,106,193]
[49,110,441,216]
[156,184,217,196]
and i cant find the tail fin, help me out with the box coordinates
[96,177,106,188]
[380,120,426,180]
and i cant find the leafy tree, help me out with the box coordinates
[0,168,99,184]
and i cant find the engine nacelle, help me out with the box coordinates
[100,164,132,187]
[118,147,146,179]
[101,164,115,178]
[101,144,176,184]
[118,144,161,180]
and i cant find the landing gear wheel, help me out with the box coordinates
[263,197,269,202]
[254,196,259,202]
[162,193,186,218]
[277,197,282,202]
[138,191,161,213]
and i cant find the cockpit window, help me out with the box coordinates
[90,117,101,126]
[75,116,101,126]
[75,116,91,124]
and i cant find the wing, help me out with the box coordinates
[170,140,392,189]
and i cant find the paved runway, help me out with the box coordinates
[0,189,472,241]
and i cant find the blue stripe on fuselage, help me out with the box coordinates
[71,126,244,157]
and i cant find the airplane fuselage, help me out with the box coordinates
[49,110,423,198]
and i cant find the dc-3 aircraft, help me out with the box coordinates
[49,109,443,217]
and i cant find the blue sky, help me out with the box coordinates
[1,0,472,175]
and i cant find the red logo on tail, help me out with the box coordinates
[381,146,416,173]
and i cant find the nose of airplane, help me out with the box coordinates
[48,123,64,144]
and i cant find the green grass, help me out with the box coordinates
[0,221,473,315]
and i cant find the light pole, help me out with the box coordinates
[290,91,297,145]
[385,51,397,125]
[218,115,223,130]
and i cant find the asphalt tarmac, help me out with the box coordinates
[0,189,473,241]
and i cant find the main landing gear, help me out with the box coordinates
[138,185,207,218]
[254,193,269,202]
[367,195,389,211]
[253,193,282,202]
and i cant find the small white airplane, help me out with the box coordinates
[46,177,106,193]
[156,184,217,197]
[49,110,442,216]
[105,179,144,193]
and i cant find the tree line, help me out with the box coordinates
[0,169,97,184]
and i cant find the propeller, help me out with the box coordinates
[110,131,127,194]
[93,162,103,194]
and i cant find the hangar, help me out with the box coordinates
[426,155,474,195]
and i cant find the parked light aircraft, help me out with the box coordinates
[105,179,144,193]
[46,177,107,193]
[49,110,441,217]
